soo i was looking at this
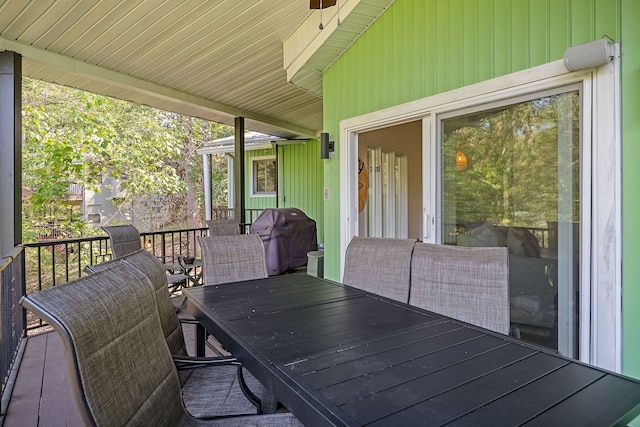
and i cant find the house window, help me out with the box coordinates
[441,89,581,358]
[87,213,101,224]
[251,156,276,196]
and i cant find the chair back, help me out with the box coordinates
[206,219,241,236]
[342,237,417,303]
[123,250,188,356]
[409,243,510,334]
[102,224,142,258]
[86,249,187,356]
[21,267,185,426]
[198,234,268,285]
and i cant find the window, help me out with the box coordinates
[87,213,101,224]
[251,156,276,196]
[441,89,581,358]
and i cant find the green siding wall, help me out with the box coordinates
[621,0,640,383]
[244,139,324,243]
[323,0,640,378]
[278,140,325,244]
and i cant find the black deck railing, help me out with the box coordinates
[21,227,210,333]
[211,207,265,232]
[19,207,269,334]
[0,246,26,401]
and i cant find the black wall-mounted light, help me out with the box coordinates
[320,132,334,159]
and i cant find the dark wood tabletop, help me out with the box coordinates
[184,274,640,427]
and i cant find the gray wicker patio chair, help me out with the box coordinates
[88,248,279,415]
[206,219,241,236]
[409,242,510,335]
[342,236,418,303]
[102,224,187,292]
[197,235,268,286]
[20,267,301,427]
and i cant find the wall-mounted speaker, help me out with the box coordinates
[563,38,613,72]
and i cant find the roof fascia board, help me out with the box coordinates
[197,142,274,155]
[197,138,308,155]
[284,0,395,85]
[284,0,361,80]
[1,37,316,138]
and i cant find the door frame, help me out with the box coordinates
[339,53,621,370]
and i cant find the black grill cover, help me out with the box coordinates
[250,208,318,275]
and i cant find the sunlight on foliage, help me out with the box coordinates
[22,78,233,241]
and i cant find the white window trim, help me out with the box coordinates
[339,50,621,371]
[250,155,276,197]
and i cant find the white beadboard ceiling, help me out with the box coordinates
[0,0,391,139]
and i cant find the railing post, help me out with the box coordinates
[234,117,246,227]
[0,51,22,255]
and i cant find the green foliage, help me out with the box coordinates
[21,78,232,240]
[442,92,580,230]
[210,154,230,206]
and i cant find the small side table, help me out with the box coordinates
[164,258,203,287]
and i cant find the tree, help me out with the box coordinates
[442,92,580,231]
[21,78,232,240]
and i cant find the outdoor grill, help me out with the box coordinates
[250,208,318,276]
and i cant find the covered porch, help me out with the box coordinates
[1,0,378,415]
[2,0,640,424]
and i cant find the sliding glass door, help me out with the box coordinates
[439,88,581,357]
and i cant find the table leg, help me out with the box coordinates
[196,323,206,357]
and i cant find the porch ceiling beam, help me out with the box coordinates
[0,37,317,139]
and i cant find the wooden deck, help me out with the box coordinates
[3,304,208,427]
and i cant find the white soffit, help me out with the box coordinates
[0,1,322,139]
[284,0,395,97]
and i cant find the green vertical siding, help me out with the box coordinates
[279,139,325,244]
[244,140,324,244]
[323,0,640,379]
[621,0,640,384]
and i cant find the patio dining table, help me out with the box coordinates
[184,274,640,426]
